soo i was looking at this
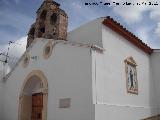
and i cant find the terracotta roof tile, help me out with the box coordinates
[102,16,153,55]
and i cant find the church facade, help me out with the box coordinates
[0,0,160,120]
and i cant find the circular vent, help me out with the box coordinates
[43,41,53,59]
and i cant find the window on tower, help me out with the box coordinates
[50,13,57,25]
[40,10,47,21]
[40,27,45,33]
[38,27,45,37]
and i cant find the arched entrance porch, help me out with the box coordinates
[19,70,48,120]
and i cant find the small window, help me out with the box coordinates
[50,13,57,25]
[40,10,47,20]
[38,27,45,37]
[53,27,56,35]
[40,27,45,33]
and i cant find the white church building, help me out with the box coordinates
[0,0,160,120]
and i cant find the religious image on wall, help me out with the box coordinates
[124,57,138,94]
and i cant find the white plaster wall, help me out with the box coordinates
[46,42,94,120]
[0,81,3,120]
[94,25,158,120]
[68,18,103,47]
[0,63,10,119]
[2,38,94,120]
[150,50,160,113]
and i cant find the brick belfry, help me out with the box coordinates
[26,0,68,48]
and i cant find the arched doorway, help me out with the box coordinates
[19,70,48,120]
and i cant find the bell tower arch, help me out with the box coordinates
[27,0,68,48]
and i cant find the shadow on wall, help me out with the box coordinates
[142,114,160,120]
[148,63,159,119]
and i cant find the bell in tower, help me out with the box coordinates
[26,0,68,48]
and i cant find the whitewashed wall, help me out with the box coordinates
[93,25,158,120]
[0,81,3,120]
[1,17,159,120]
[150,50,160,113]
[0,63,10,120]
[2,38,94,120]
[68,18,103,47]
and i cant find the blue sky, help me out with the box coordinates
[0,0,160,49]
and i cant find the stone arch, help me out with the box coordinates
[19,70,48,120]
[38,10,47,38]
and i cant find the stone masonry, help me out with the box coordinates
[26,0,68,48]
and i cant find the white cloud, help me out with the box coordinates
[9,36,27,57]
[110,0,150,24]
[103,0,159,24]
[149,5,160,45]
[103,0,160,48]
[150,10,160,21]
[0,36,27,77]
[0,36,27,58]
[135,27,150,44]
[69,1,103,30]
[0,10,34,30]
[72,2,82,10]
[155,22,160,37]
[71,1,105,21]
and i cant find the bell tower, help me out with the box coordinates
[26,0,68,48]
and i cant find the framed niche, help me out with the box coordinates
[124,56,138,95]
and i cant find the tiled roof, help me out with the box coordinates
[102,16,153,55]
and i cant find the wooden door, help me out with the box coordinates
[31,93,43,120]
